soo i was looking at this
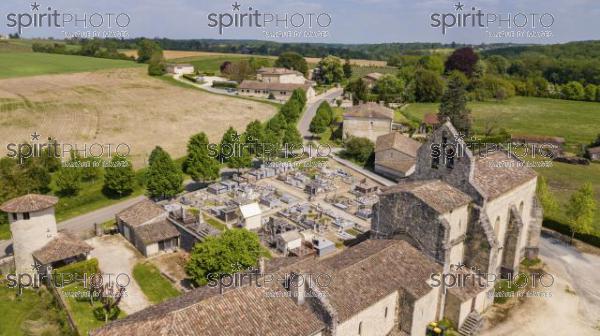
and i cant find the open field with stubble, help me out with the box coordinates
[0,67,278,168]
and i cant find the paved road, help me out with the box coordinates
[539,233,600,324]
[298,88,344,140]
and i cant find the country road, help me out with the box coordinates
[298,88,344,140]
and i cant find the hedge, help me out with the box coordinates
[212,81,238,89]
[182,74,197,82]
[542,218,600,248]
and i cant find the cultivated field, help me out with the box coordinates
[0,52,142,78]
[0,68,278,167]
[121,49,389,66]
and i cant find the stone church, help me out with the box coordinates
[372,121,543,328]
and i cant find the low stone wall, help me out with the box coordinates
[0,255,14,275]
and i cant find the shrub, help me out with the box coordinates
[212,81,238,89]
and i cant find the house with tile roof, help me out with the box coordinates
[372,121,543,330]
[374,132,422,180]
[342,102,395,142]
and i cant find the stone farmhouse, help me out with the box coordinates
[372,121,543,329]
[239,67,316,101]
[342,102,394,143]
[588,146,600,161]
[0,194,92,275]
[374,132,422,180]
[362,72,384,88]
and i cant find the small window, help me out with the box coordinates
[23,212,30,220]
[358,321,363,335]
[12,213,17,221]
[384,307,388,318]
[446,155,454,169]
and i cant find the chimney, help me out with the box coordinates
[289,273,306,305]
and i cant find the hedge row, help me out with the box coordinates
[542,218,600,248]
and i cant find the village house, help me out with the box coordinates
[587,146,600,161]
[372,121,543,331]
[342,102,394,143]
[374,132,422,180]
[116,200,180,257]
[0,194,92,275]
[166,63,195,75]
[239,66,315,101]
[362,72,384,88]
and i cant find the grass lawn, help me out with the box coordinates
[0,52,142,79]
[61,283,126,335]
[402,96,600,150]
[0,222,10,240]
[174,55,274,74]
[0,285,73,336]
[132,262,180,304]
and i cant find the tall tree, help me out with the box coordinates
[274,52,308,76]
[345,78,369,104]
[137,39,163,63]
[565,183,597,243]
[536,176,559,216]
[282,124,303,156]
[184,132,220,183]
[186,229,263,286]
[438,71,472,135]
[55,165,82,196]
[148,52,167,76]
[291,88,307,108]
[413,69,444,102]
[103,156,136,197]
[373,75,405,103]
[445,47,479,77]
[343,58,353,79]
[244,120,265,155]
[145,147,183,199]
[315,56,344,84]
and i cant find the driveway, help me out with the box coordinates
[481,235,600,336]
[298,88,344,140]
[87,235,151,314]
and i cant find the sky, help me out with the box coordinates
[0,0,598,44]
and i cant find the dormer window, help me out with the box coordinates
[23,212,30,220]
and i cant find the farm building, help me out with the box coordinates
[587,146,600,161]
[374,132,422,180]
[418,113,440,133]
[116,200,180,257]
[342,102,394,143]
[166,63,195,75]
[256,67,307,84]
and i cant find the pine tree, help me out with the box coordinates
[438,71,472,135]
[184,132,220,182]
[103,156,135,197]
[145,146,183,199]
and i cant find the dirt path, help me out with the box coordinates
[87,235,151,314]
[481,236,600,336]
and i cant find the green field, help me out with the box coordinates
[0,52,141,79]
[402,96,600,149]
[174,55,274,74]
[132,262,180,304]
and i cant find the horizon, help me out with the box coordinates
[0,0,598,44]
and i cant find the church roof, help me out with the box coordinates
[472,151,537,200]
[0,194,58,213]
[375,132,422,156]
[382,180,472,214]
[91,240,440,335]
[344,102,394,120]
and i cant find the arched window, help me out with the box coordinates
[358,322,363,335]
